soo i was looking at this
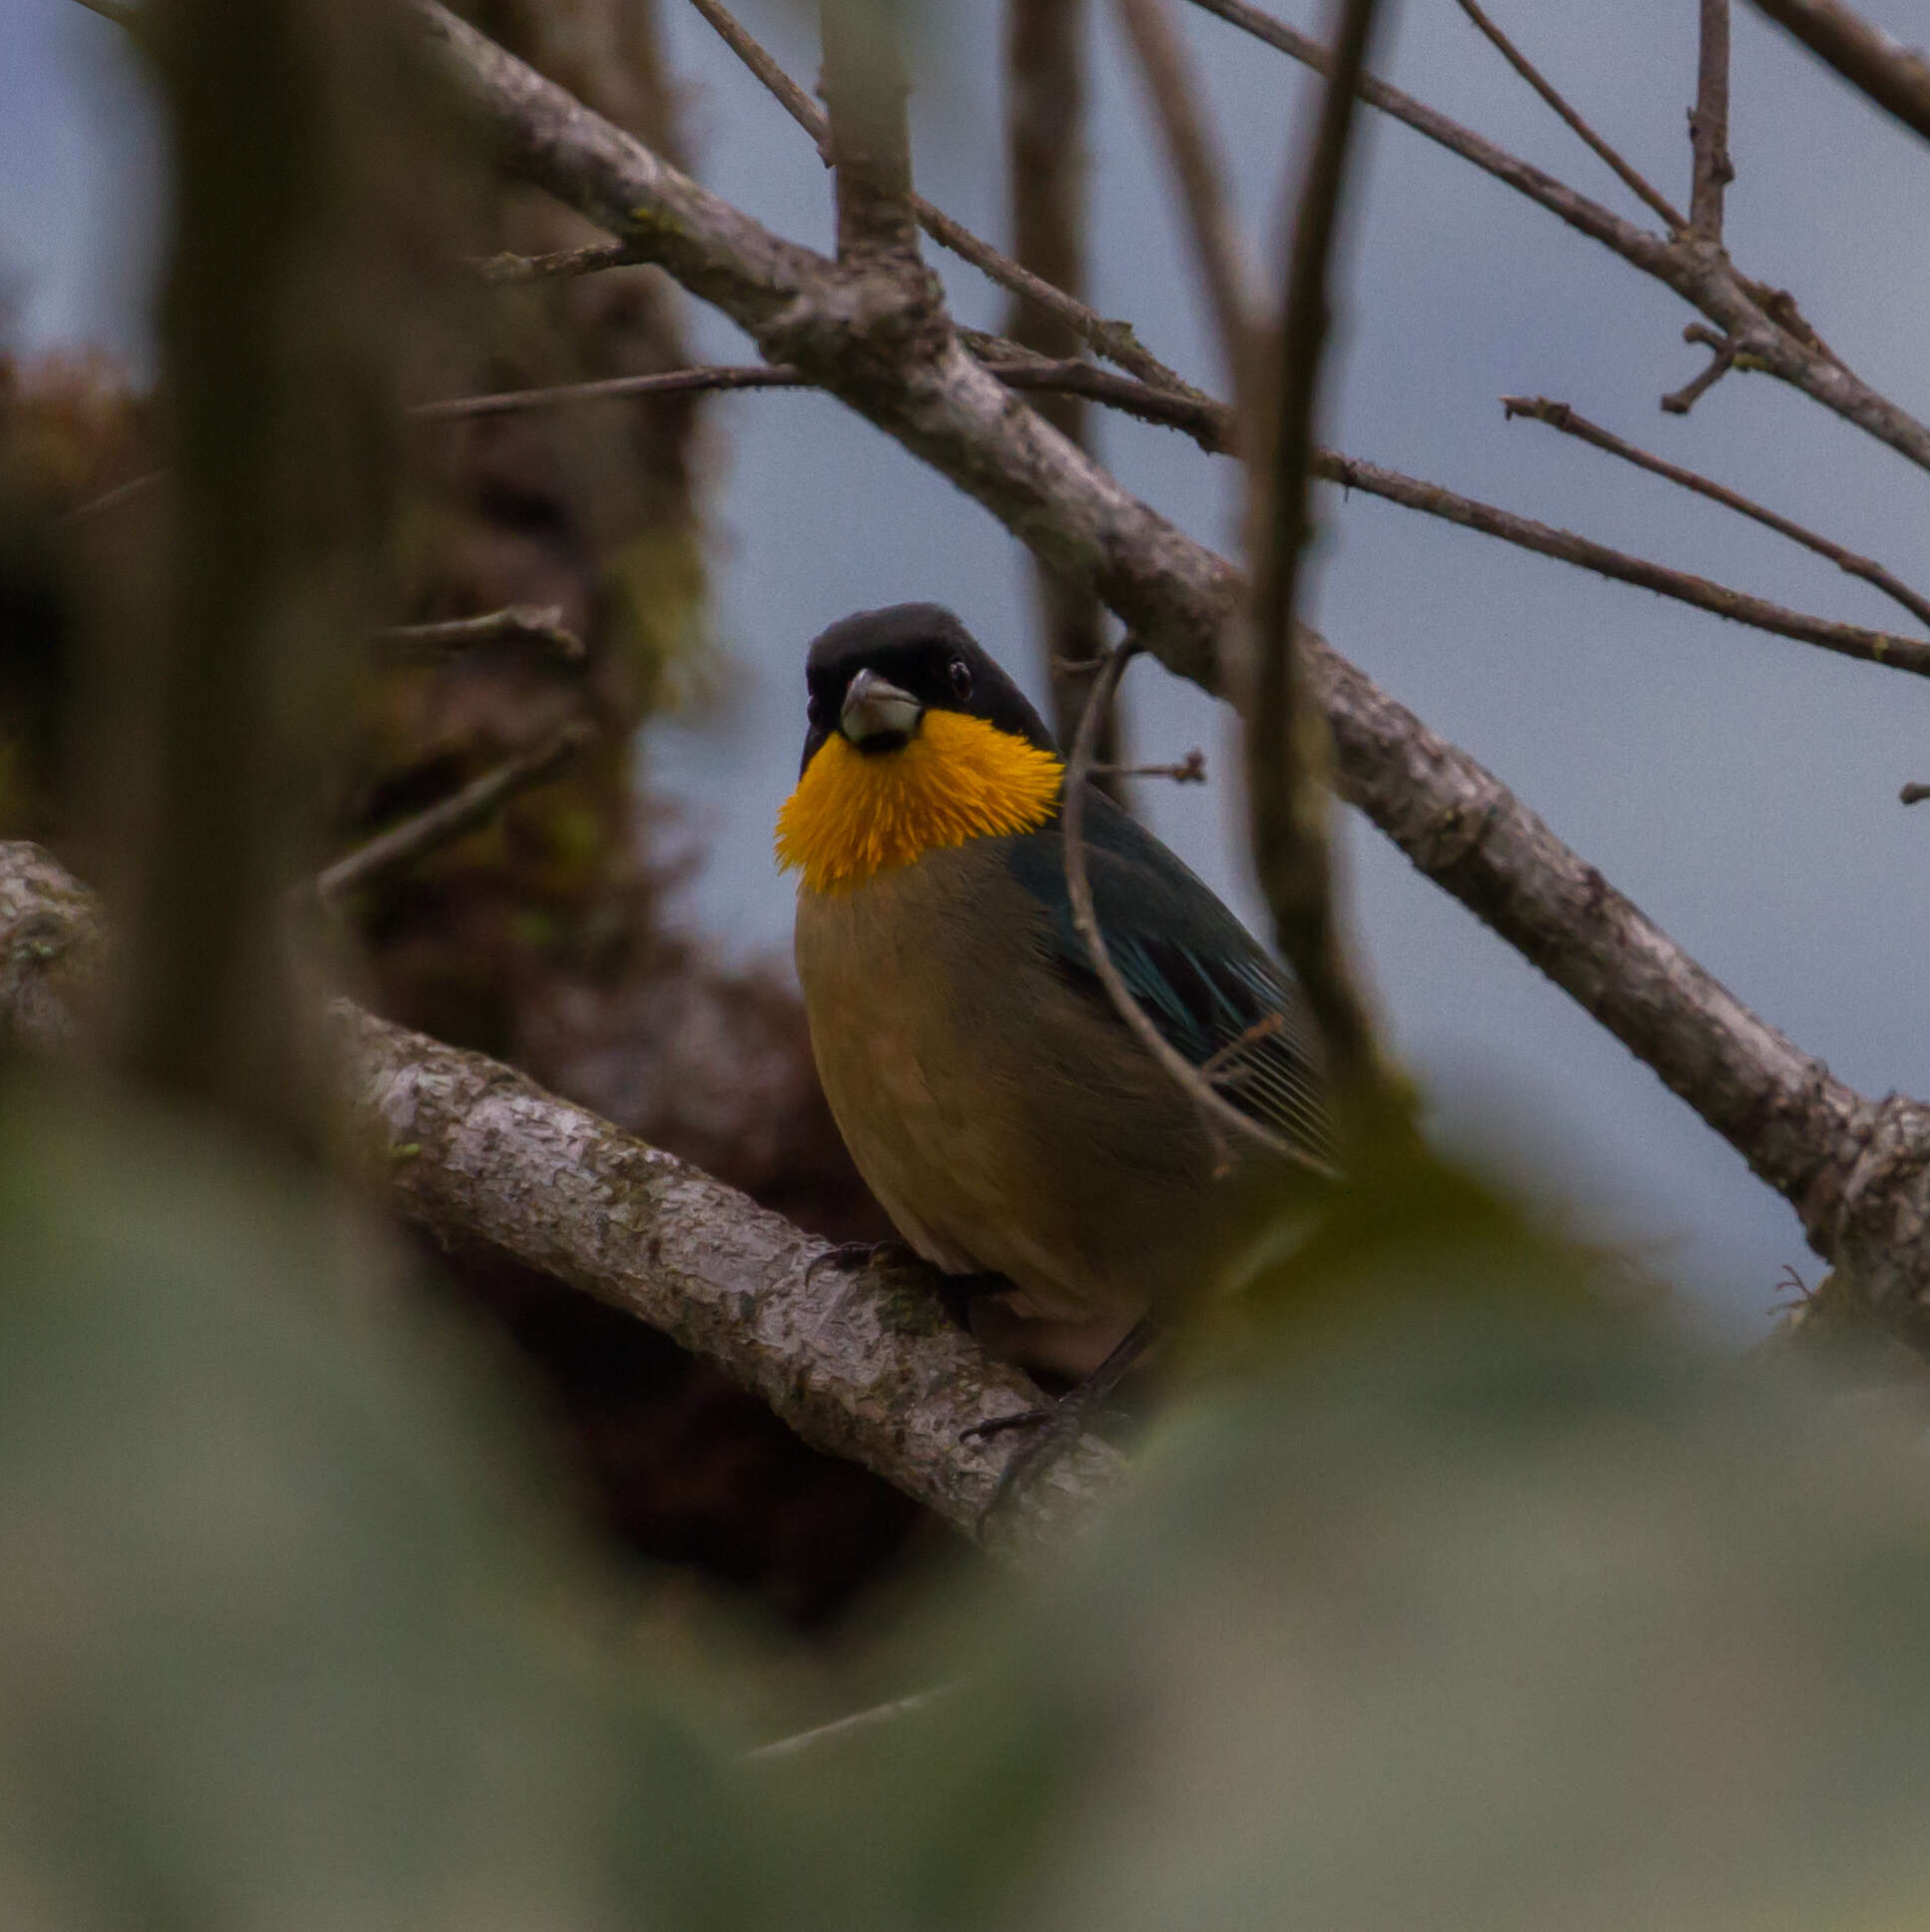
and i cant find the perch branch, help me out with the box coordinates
[0,840,1121,1557]
[469,240,644,282]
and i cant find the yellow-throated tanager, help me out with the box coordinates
[778,604,1333,1377]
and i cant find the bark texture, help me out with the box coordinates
[0,840,1120,1558]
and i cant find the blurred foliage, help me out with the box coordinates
[15,1092,1930,1927]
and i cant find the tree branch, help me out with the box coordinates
[820,0,922,271]
[1248,0,1389,1107]
[316,719,596,905]
[373,603,587,658]
[1747,0,1930,146]
[685,0,1199,396]
[1501,393,1930,631]
[0,840,1121,1556]
[1183,0,1930,476]
[1114,0,1258,400]
[468,239,645,283]
[1060,649,1334,1173]
[1452,0,1687,232]
[1689,0,1735,242]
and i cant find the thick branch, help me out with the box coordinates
[1747,0,1930,145]
[0,840,1120,1556]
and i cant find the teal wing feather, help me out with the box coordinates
[1004,796,1335,1168]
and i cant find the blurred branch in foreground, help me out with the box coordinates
[0,839,1119,1557]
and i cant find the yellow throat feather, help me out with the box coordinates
[776,708,1064,894]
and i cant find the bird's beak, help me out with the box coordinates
[840,668,923,746]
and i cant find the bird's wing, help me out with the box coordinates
[1005,796,1335,1167]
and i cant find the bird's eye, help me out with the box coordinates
[947,657,973,701]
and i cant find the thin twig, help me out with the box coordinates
[744,1683,962,1763]
[684,0,1199,395]
[375,604,587,659]
[1248,0,1387,1106]
[1006,0,1118,787]
[409,353,1930,678]
[1181,0,1930,476]
[1453,0,1687,231]
[1689,0,1735,241]
[686,0,832,160]
[316,719,595,905]
[1660,325,1737,413]
[1114,0,1259,399]
[1502,394,1930,631]
[60,467,165,524]
[1093,749,1207,783]
[1747,0,1930,147]
[1059,645,1335,1176]
[468,240,644,283]
[407,363,803,420]
[1900,783,1930,807]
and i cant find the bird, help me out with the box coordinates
[776,602,1334,1386]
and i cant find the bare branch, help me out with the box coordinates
[1453,0,1687,232]
[0,841,1121,1556]
[374,604,587,659]
[1114,0,1259,399]
[316,719,595,906]
[1502,394,1930,631]
[1900,783,1930,806]
[408,363,805,420]
[1659,325,1738,413]
[1093,749,1208,783]
[1060,647,1336,1175]
[409,346,1930,678]
[468,240,644,283]
[686,0,832,160]
[1689,0,1736,242]
[1006,0,1119,786]
[1183,0,1930,476]
[686,0,1200,394]
[1747,0,1930,146]
[1248,0,1389,1105]
[744,1684,963,1763]
[820,0,921,270]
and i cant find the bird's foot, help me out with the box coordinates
[965,1316,1157,1519]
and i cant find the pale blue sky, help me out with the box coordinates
[7,0,1930,1328]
